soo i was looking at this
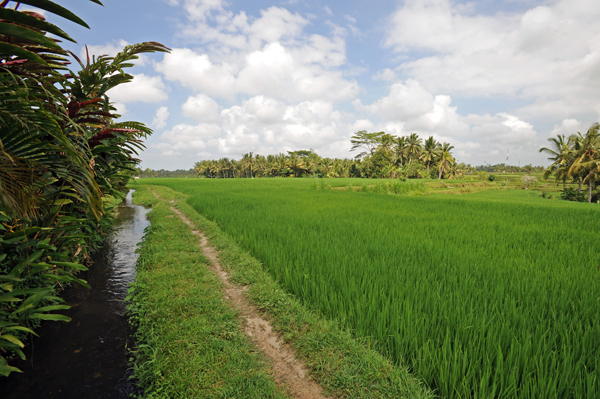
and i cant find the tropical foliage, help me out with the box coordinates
[540,122,600,202]
[195,132,461,179]
[0,0,168,376]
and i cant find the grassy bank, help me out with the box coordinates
[129,184,433,399]
[128,187,287,398]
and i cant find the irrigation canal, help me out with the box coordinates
[0,190,150,398]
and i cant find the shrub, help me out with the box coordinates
[488,174,497,182]
[561,188,586,202]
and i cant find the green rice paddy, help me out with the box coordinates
[144,178,599,399]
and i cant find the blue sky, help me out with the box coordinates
[38,0,600,169]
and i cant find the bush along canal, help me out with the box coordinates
[0,191,150,399]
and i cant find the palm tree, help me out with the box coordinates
[568,123,600,202]
[420,136,441,172]
[539,134,573,191]
[437,143,456,179]
[394,136,408,167]
[376,133,396,160]
[405,133,423,165]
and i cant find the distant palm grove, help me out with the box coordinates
[195,131,463,179]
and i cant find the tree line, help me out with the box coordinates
[540,123,600,202]
[195,132,465,179]
[0,0,168,376]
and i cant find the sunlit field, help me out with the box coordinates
[144,178,599,399]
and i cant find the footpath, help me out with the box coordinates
[128,184,433,398]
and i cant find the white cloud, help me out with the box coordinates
[384,0,600,118]
[550,119,584,137]
[156,44,357,102]
[155,49,236,98]
[112,102,128,116]
[354,79,435,120]
[152,95,350,160]
[182,94,221,122]
[356,79,540,165]
[152,106,169,129]
[108,74,168,103]
[155,1,356,103]
[372,68,397,82]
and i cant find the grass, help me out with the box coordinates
[140,178,600,399]
[129,183,434,399]
[127,187,288,399]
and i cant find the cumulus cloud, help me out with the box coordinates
[152,106,169,129]
[112,102,128,116]
[108,74,168,103]
[550,119,584,137]
[372,68,397,82]
[182,94,221,122]
[155,1,357,103]
[156,44,357,102]
[384,0,600,118]
[153,94,350,160]
[356,79,539,165]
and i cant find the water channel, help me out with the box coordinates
[0,191,150,398]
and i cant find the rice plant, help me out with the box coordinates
[148,178,600,399]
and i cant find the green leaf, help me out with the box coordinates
[5,326,37,336]
[0,283,13,292]
[0,275,22,282]
[0,22,61,49]
[0,42,46,64]
[0,362,22,377]
[0,292,22,302]
[34,304,70,313]
[28,249,45,263]
[52,199,73,206]
[51,261,87,271]
[13,0,93,29]
[29,313,71,322]
[41,273,90,288]
[0,334,25,348]
[0,8,75,42]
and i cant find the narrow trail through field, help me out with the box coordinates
[149,189,329,399]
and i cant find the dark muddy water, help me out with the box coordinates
[0,191,149,399]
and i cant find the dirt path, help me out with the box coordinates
[166,205,329,399]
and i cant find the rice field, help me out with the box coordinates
[144,178,599,399]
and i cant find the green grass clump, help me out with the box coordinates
[128,187,287,399]
[142,179,600,399]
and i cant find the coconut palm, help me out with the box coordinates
[405,133,423,165]
[539,134,574,190]
[568,123,600,202]
[394,136,408,167]
[437,143,456,179]
[420,136,441,172]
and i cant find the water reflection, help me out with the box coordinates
[0,190,150,399]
